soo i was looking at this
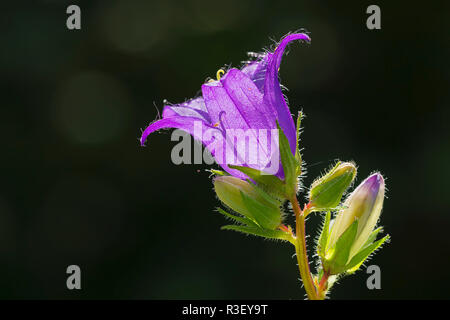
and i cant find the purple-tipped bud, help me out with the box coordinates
[328,173,385,261]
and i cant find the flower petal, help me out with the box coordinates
[202,74,280,175]
[263,33,311,153]
[140,116,248,179]
[201,80,249,130]
[221,68,275,130]
[241,53,270,92]
[162,97,211,123]
[140,116,214,146]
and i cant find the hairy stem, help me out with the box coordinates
[317,271,330,299]
[290,197,320,300]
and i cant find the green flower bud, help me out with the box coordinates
[309,162,357,210]
[213,176,282,230]
[214,176,256,217]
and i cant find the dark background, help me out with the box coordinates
[0,0,448,299]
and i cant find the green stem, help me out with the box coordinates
[290,196,320,300]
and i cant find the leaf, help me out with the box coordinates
[216,207,259,228]
[240,190,281,230]
[317,211,331,258]
[345,234,390,274]
[277,122,298,198]
[228,165,286,198]
[327,220,358,274]
[221,225,291,241]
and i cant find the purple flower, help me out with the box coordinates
[140,33,311,179]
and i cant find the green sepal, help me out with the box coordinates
[295,151,302,177]
[277,122,298,198]
[248,181,282,208]
[345,234,390,274]
[317,211,331,258]
[208,169,229,176]
[240,190,281,230]
[362,227,383,249]
[228,165,286,198]
[216,207,259,228]
[317,267,324,283]
[220,224,291,242]
[295,111,303,176]
[323,220,358,275]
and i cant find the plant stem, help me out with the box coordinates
[317,271,330,299]
[290,196,320,300]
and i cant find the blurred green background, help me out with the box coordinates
[0,0,448,299]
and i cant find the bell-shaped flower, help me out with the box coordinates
[140,33,311,179]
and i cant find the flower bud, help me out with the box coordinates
[214,176,257,217]
[213,176,282,230]
[328,173,385,261]
[309,162,357,210]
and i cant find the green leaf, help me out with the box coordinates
[228,165,286,198]
[345,234,390,274]
[325,220,358,275]
[216,207,259,228]
[240,190,281,230]
[277,122,298,198]
[221,225,291,241]
[317,211,331,258]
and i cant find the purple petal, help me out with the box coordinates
[140,116,214,146]
[364,173,384,199]
[241,53,270,92]
[202,72,279,174]
[140,115,249,179]
[201,81,257,169]
[162,97,211,123]
[201,80,249,130]
[263,33,311,153]
[220,68,275,130]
